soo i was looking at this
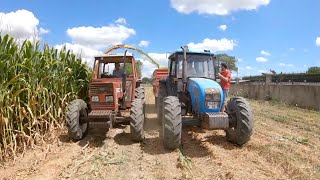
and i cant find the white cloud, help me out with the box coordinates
[279,63,294,67]
[39,27,49,34]
[218,24,227,31]
[237,58,243,62]
[316,37,320,47]
[246,66,253,70]
[139,53,169,77]
[0,9,49,41]
[258,70,267,73]
[260,50,271,56]
[288,47,295,51]
[170,0,270,15]
[66,22,136,49]
[138,40,150,47]
[187,38,236,52]
[141,59,157,78]
[115,18,127,25]
[256,57,267,62]
[55,43,102,67]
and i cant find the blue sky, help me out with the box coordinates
[0,0,319,78]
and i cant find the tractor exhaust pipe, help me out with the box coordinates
[121,50,128,109]
[181,45,188,92]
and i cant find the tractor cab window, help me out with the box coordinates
[176,54,215,79]
[98,62,126,78]
[169,59,176,76]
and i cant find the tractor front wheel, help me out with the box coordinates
[66,99,89,141]
[130,99,145,142]
[226,97,253,145]
[162,96,182,150]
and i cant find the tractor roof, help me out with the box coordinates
[94,53,135,63]
[168,51,214,59]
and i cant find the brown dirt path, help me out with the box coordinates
[1,87,319,180]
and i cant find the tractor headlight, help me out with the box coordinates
[205,88,221,101]
[92,96,99,102]
[105,95,113,102]
[205,88,221,109]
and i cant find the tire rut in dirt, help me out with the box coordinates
[162,96,182,150]
[226,97,253,145]
[66,99,89,141]
[130,98,145,142]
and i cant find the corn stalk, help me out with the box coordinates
[0,34,92,160]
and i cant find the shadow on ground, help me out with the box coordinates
[140,134,172,155]
[59,126,110,148]
[113,131,136,146]
[180,127,239,158]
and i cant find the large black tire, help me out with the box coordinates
[135,86,146,114]
[130,99,145,142]
[162,96,182,150]
[66,99,89,141]
[155,96,158,109]
[157,83,167,124]
[134,86,145,103]
[226,97,253,145]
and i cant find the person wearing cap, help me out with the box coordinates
[113,63,125,78]
[217,63,231,112]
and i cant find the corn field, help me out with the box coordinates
[0,34,91,160]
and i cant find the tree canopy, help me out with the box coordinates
[121,60,143,78]
[306,66,320,74]
[215,54,238,72]
[142,77,152,84]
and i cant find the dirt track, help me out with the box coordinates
[1,87,320,180]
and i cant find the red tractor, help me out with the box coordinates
[66,48,146,142]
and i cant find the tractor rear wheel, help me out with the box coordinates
[226,97,253,145]
[66,99,89,141]
[162,96,182,150]
[157,83,167,124]
[130,99,145,142]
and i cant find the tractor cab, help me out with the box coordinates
[172,52,216,78]
[90,53,138,112]
[167,50,217,92]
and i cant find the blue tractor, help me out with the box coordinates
[157,46,253,149]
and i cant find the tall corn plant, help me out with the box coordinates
[0,34,91,160]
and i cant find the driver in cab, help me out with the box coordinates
[113,63,125,78]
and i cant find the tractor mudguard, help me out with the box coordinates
[159,77,175,96]
[187,78,224,113]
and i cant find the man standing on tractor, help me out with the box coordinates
[217,63,231,112]
[113,63,125,78]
